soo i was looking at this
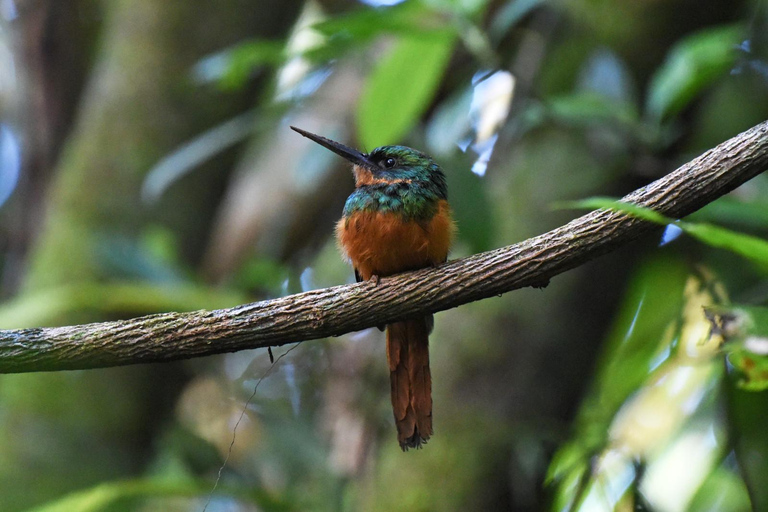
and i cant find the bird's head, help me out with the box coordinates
[291,126,446,196]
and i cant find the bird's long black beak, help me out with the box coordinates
[291,126,374,169]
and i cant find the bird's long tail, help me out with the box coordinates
[386,317,432,450]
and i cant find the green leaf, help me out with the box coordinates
[728,350,768,391]
[195,40,287,90]
[560,197,670,223]
[680,222,768,267]
[24,478,287,512]
[312,2,445,41]
[564,197,768,267]
[357,33,455,148]
[445,158,495,253]
[529,93,639,128]
[646,25,745,122]
[547,264,725,510]
[725,377,768,511]
[706,305,768,391]
[546,256,691,507]
[688,466,752,512]
[692,195,768,230]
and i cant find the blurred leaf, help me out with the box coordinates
[681,222,768,267]
[688,466,752,512]
[140,225,180,267]
[441,0,490,17]
[445,158,494,253]
[521,93,651,145]
[426,86,474,154]
[24,478,288,512]
[546,256,688,482]
[312,2,447,41]
[306,2,453,65]
[357,33,455,148]
[566,197,768,268]
[725,377,768,511]
[222,40,287,87]
[142,111,258,203]
[692,194,768,230]
[547,264,727,511]
[534,93,638,126]
[578,49,636,104]
[728,350,768,390]
[638,420,727,512]
[706,305,768,391]
[0,282,248,329]
[94,234,189,284]
[489,0,545,41]
[455,17,498,67]
[195,40,286,89]
[235,257,290,295]
[646,25,745,122]
[546,443,591,512]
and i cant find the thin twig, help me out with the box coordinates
[201,342,301,512]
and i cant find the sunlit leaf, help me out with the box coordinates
[547,267,730,511]
[357,33,456,148]
[565,197,768,268]
[646,25,745,122]
[546,256,690,506]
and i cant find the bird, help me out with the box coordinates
[291,126,454,450]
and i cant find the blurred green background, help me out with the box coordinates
[1,0,767,510]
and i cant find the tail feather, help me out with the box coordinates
[386,318,432,450]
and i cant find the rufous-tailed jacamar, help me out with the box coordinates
[291,126,454,450]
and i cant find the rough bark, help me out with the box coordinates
[1,120,766,373]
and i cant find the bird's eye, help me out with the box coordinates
[383,157,396,168]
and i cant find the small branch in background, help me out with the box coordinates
[1,121,767,374]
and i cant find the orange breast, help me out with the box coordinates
[336,199,454,280]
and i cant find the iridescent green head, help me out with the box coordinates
[291,126,447,201]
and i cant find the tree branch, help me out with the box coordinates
[2,121,767,373]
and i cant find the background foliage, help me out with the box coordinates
[1,0,767,510]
